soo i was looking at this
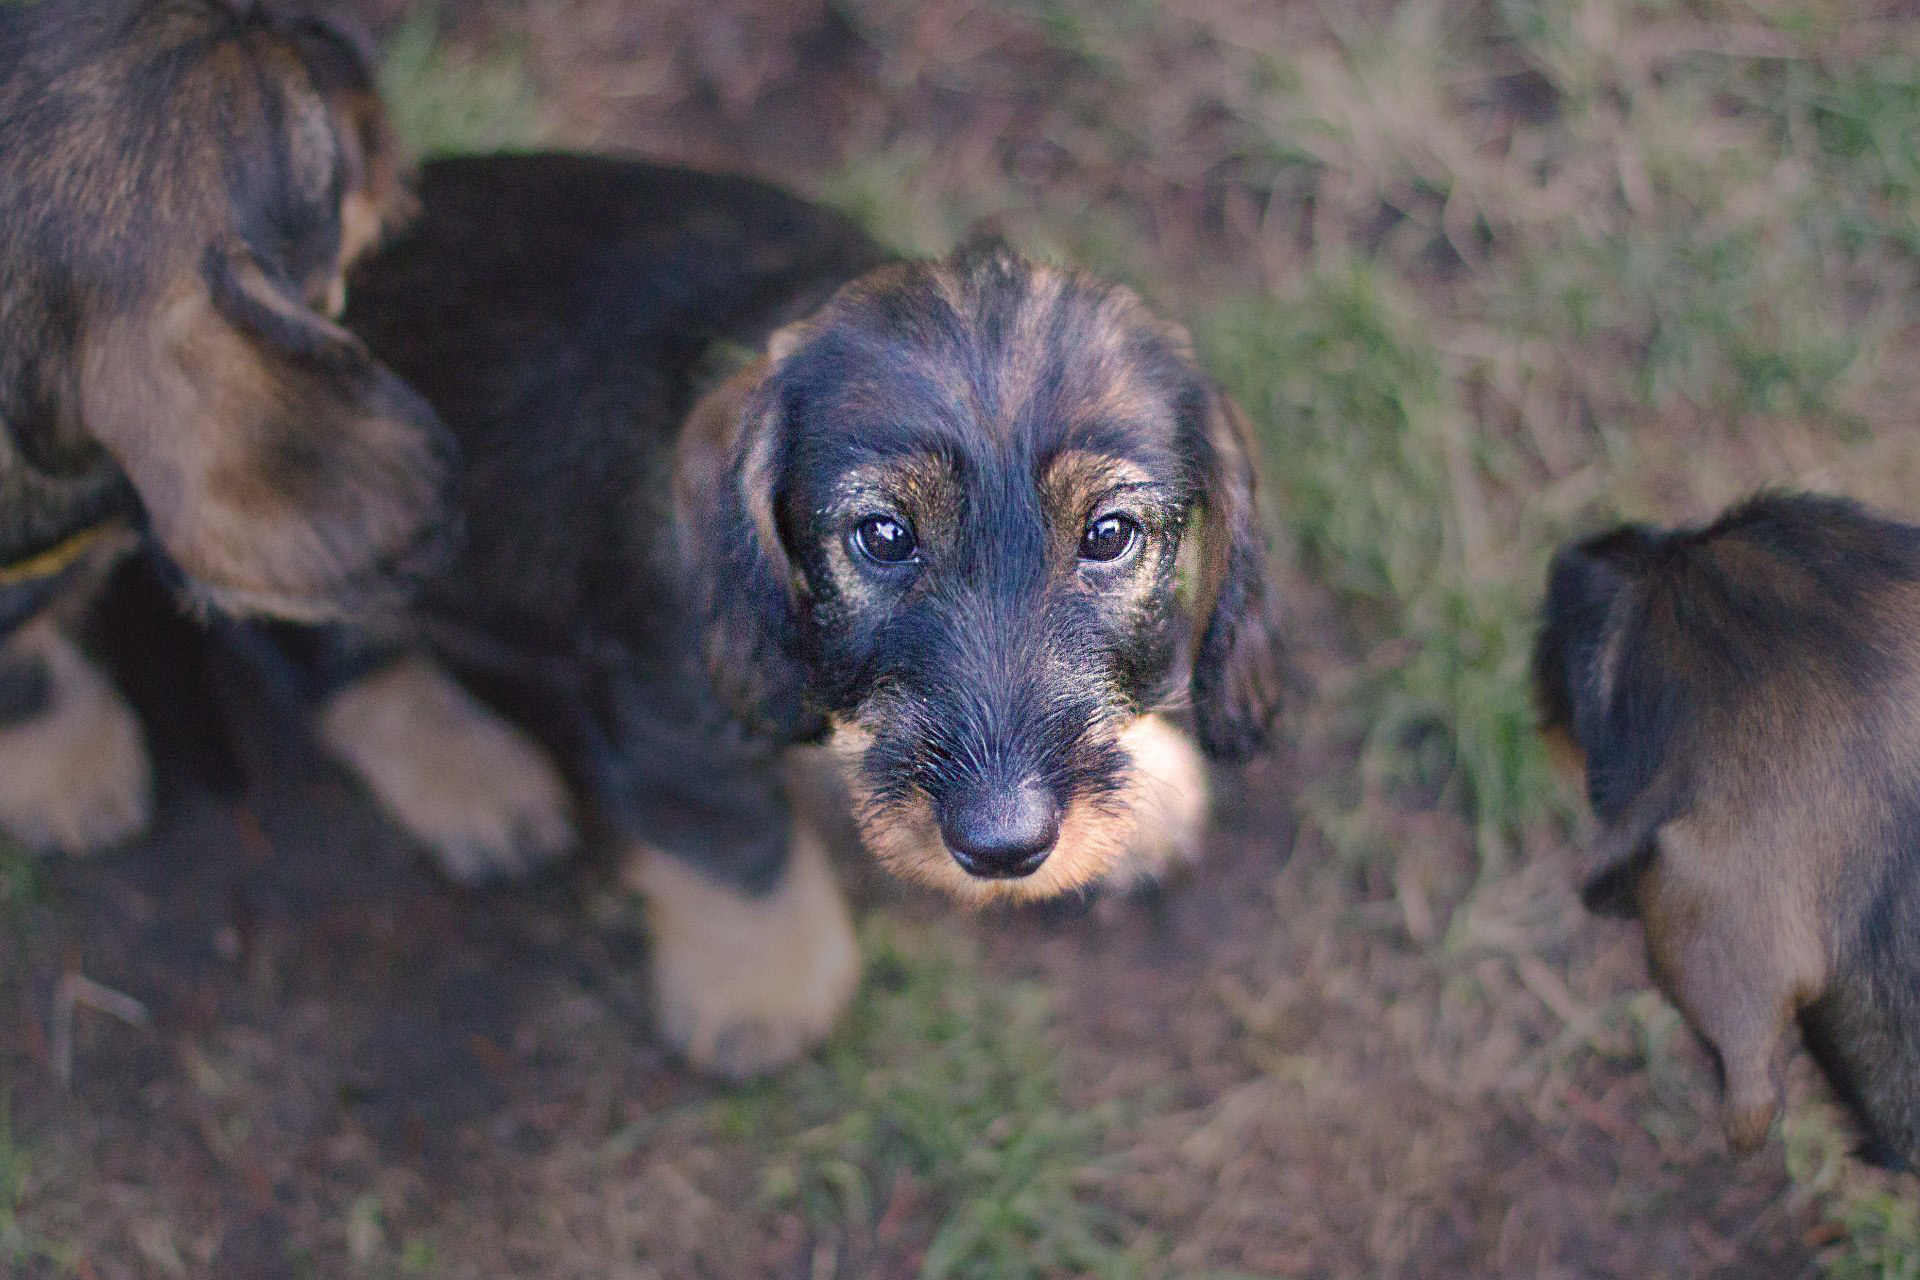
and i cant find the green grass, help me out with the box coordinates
[0,1094,29,1267]
[1786,1104,1920,1279]
[0,1093,77,1275]
[1201,0,1919,863]
[376,10,550,160]
[713,919,1158,1280]
[1197,269,1557,875]
[0,835,45,970]
[0,835,37,916]
[1827,1192,1920,1280]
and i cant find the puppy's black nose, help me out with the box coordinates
[941,783,1060,879]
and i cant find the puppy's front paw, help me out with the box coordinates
[0,624,152,855]
[624,829,860,1080]
[319,656,575,882]
[1109,714,1210,886]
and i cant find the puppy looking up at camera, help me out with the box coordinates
[1534,492,1920,1168]
[305,153,1286,1077]
[0,0,454,854]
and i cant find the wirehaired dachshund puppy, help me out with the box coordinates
[303,153,1284,1076]
[0,0,451,853]
[1534,492,1920,1168]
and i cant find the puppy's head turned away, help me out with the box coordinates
[0,0,450,622]
[681,237,1285,903]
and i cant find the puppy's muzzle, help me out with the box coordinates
[937,779,1062,879]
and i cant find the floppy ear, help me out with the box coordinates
[1533,531,1651,737]
[1188,383,1285,760]
[1531,549,1588,752]
[78,240,454,622]
[1531,530,1673,915]
[674,336,823,743]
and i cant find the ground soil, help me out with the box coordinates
[2,570,1823,1279]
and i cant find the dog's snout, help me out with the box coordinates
[940,781,1061,879]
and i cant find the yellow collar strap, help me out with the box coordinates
[0,519,131,588]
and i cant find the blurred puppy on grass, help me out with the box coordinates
[302,152,1286,1077]
[1534,492,1920,1169]
[0,0,453,854]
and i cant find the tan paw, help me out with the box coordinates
[1106,713,1210,887]
[318,656,575,882]
[623,827,860,1080]
[1722,1084,1782,1155]
[0,622,152,855]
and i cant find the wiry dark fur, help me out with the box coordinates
[325,153,1282,903]
[0,0,451,629]
[1534,492,1920,1168]
[332,154,889,889]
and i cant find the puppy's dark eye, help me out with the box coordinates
[1079,514,1142,564]
[853,514,918,565]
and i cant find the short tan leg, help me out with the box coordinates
[318,654,575,882]
[1637,827,1826,1154]
[1107,713,1210,886]
[623,825,860,1080]
[0,619,152,855]
[1661,936,1793,1154]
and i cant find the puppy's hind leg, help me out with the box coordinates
[318,652,575,882]
[1637,822,1828,1154]
[625,825,861,1080]
[0,618,152,855]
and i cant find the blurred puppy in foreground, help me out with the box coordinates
[308,153,1286,1077]
[0,0,452,853]
[1534,492,1920,1168]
